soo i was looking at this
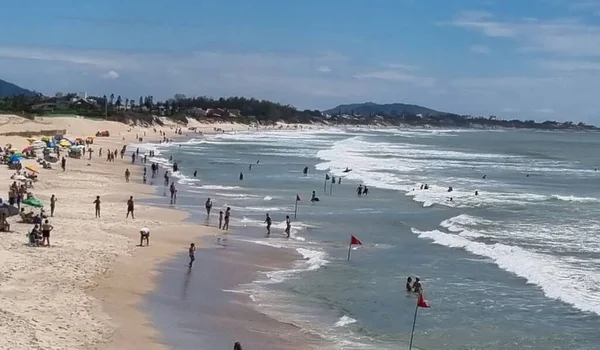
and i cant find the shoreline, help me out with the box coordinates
[0,115,245,349]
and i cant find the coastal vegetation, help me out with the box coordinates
[0,79,596,130]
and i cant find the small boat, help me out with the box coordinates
[343,168,352,173]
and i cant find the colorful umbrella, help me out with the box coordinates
[25,165,39,174]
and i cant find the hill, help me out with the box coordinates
[324,102,447,117]
[0,78,37,97]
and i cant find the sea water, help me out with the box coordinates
[141,128,600,349]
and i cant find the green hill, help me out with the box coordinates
[0,78,37,97]
[324,102,447,117]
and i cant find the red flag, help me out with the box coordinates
[417,293,430,308]
[350,235,362,245]
[296,194,301,201]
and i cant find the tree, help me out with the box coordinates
[109,94,114,106]
[116,95,122,107]
[139,96,143,108]
[125,98,129,109]
[174,93,187,101]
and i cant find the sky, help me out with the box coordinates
[2,0,600,122]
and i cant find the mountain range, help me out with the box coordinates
[324,102,448,117]
[0,78,37,97]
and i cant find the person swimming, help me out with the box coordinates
[475,190,479,196]
[448,186,453,192]
[482,174,487,179]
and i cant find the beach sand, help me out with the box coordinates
[0,114,227,349]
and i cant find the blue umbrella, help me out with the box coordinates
[47,142,56,148]
[9,155,21,163]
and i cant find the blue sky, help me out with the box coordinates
[2,0,600,122]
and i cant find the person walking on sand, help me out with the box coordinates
[264,213,272,236]
[50,194,57,217]
[285,215,291,238]
[218,210,224,229]
[188,243,196,267]
[41,219,54,246]
[126,196,135,219]
[125,168,131,183]
[223,207,231,230]
[93,196,101,218]
[61,157,66,171]
[131,152,136,164]
[205,198,213,216]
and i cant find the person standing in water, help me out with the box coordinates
[363,186,369,196]
[223,207,231,230]
[265,213,272,236]
[357,184,363,196]
[188,243,196,267]
[205,198,213,216]
[239,172,244,180]
[285,215,291,238]
[193,170,197,178]
[249,164,252,171]
[218,210,224,229]
[170,183,177,204]
[303,166,308,176]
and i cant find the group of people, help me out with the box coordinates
[263,213,292,238]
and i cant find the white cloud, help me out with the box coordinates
[385,62,419,71]
[353,70,436,87]
[534,108,554,114]
[102,70,119,79]
[538,60,600,71]
[470,45,491,55]
[317,66,332,73]
[449,11,600,57]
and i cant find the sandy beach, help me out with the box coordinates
[0,114,239,349]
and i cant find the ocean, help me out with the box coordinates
[140,127,600,349]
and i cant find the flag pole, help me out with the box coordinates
[408,296,420,350]
[294,198,298,219]
[347,237,352,260]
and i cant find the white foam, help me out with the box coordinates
[550,195,598,203]
[412,228,600,315]
[263,195,274,201]
[334,315,357,327]
[200,185,243,190]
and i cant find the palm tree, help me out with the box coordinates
[109,93,114,106]
[125,98,129,110]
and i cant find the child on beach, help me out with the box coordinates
[93,196,101,218]
[126,196,135,219]
[188,243,196,267]
[218,210,223,229]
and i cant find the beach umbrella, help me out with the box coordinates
[22,147,33,153]
[41,136,50,142]
[47,142,56,148]
[0,203,19,217]
[25,165,39,174]
[26,137,37,143]
[59,140,71,147]
[9,155,21,162]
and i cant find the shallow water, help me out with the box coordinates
[142,128,600,349]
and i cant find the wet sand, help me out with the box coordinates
[147,238,334,350]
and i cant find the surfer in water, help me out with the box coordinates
[482,174,487,179]
[343,167,352,173]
